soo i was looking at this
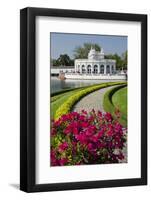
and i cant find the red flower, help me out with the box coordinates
[75,133,87,145]
[51,128,56,136]
[64,126,71,135]
[58,158,68,166]
[98,111,103,118]
[104,112,112,121]
[58,142,68,152]
[73,127,79,135]
[91,135,98,143]
[81,122,89,128]
[87,143,96,152]
[97,130,104,138]
[51,150,58,166]
[81,110,87,115]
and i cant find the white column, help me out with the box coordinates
[85,65,87,74]
[114,65,116,73]
[110,65,112,74]
[104,64,106,74]
[91,65,93,74]
[74,61,76,72]
[80,65,82,74]
[98,64,100,74]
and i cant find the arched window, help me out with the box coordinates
[94,65,98,74]
[106,65,110,74]
[82,65,86,73]
[87,65,91,74]
[100,65,104,74]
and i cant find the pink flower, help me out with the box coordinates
[85,129,93,136]
[98,111,103,118]
[79,115,86,121]
[71,112,79,117]
[81,122,89,128]
[104,112,112,121]
[114,122,123,133]
[53,119,62,127]
[75,133,87,145]
[87,143,96,152]
[73,127,79,135]
[59,158,68,166]
[88,125,96,133]
[51,128,56,136]
[91,135,98,143]
[51,150,58,166]
[117,153,124,160]
[106,129,113,137]
[58,142,68,152]
[64,126,71,135]
[81,110,87,115]
[97,130,104,138]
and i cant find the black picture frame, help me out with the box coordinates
[20,7,147,192]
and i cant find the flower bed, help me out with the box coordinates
[51,110,127,166]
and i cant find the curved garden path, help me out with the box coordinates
[73,85,116,113]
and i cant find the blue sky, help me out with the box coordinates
[50,32,127,59]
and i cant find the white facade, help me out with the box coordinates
[75,47,116,75]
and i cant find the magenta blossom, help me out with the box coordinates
[58,142,68,152]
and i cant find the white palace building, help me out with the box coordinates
[64,47,126,80]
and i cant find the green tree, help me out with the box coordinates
[52,59,60,66]
[105,52,127,70]
[74,43,101,59]
[52,54,73,66]
[58,54,71,66]
[105,53,122,70]
[121,51,127,69]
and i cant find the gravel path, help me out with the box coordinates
[73,85,116,113]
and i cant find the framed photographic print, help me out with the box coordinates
[20,7,147,192]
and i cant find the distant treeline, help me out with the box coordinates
[52,43,127,70]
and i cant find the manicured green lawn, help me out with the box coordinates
[112,86,127,116]
[103,85,127,127]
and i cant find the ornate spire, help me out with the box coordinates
[90,45,94,51]
[101,47,104,54]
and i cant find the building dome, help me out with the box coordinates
[88,46,104,60]
[89,46,96,53]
